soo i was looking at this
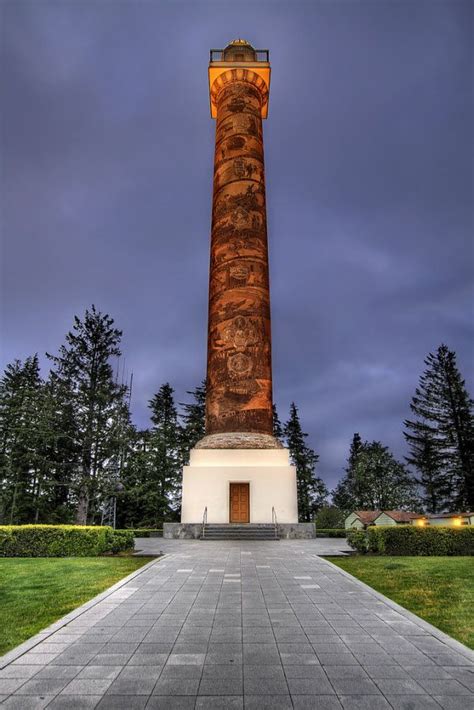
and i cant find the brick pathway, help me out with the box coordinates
[0,540,472,709]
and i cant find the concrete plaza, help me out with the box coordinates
[0,539,473,709]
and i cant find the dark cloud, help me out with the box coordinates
[1,0,473,489]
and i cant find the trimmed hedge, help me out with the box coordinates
[347,525,474,556]
[116,528,163,538]
[0,525,134,557]
[315,528,346,538]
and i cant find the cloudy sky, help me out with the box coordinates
[1,0,472,489]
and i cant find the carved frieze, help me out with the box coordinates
[206,75,273,436]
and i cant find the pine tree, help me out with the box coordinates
[332,433,363,513]
[47,305,128,524]
[146,383,182,523]
[116,429,152,528]
[272,403,285,443]
[284,403,327,522]
[0,355,44,523]
[404,344,474,511]
[347,433,363,473]
[34,372,79,522]
[179,380,206,465]
[404,431,448,513]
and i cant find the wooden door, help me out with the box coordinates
[229,483,250,523]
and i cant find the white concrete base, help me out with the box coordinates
[181,447,298,524]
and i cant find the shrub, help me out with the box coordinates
[104,528,135,554]
[315,506,345,529]
[0,525,134,557]
[315,528,346,538]
[348,525,474,556]
[346,529,368,553]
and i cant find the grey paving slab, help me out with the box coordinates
[195,698,243,709]
[0,538,472,709]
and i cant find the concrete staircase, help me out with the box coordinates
[201,524,279,541]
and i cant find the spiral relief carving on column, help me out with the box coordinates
[205,75,273,437]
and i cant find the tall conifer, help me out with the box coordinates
[179,380,206,464]
[0,355,44,523]
[284,403,327,522]
[332,433,362,513]
[147,383,182,522]
[272,403,285,443]
[47,305,127,524]
[404,344,474,510]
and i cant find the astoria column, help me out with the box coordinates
[204,39,274,443]
[178,40,299,529]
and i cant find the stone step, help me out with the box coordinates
[202,535,278,541]
[204,524,275,529]
[202,524,279,540]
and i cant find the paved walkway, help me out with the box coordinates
[0,540,473,709]
[135,537,353,557]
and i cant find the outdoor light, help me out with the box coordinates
[453,517,462,527]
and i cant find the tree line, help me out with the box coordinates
[1,306,472,527]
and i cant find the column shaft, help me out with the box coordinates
[206,78,273,436]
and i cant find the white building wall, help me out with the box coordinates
[181,448,298,524]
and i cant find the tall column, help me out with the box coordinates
[178,41,300,527]
[206,63,273,437]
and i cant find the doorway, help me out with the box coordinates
[229,483,250,523]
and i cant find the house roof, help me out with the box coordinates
[352,511,381,524]
[377,510,420,523]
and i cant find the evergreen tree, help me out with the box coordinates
[332,433,363,513]
[272,403,285,443]
[179,380,206,465]
[34,372,79,522]
[0,355,44,523]
[404,431,448,514]
[146,383,182,522]
[47,305,128,524]
[347,433,363,473]
[116,429,153,528]
[284,403,327,521]
[404,344,474,510]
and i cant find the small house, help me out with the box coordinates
[412,512,474,527]
[345,510,419,529]
[373,511,419,526]
[345,511,381,530]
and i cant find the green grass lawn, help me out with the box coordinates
[0,556,155,655]
[326,556,474,649]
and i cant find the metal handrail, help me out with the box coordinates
[202,506,208,539]
[272,506,278,540]
[210,49,270,63]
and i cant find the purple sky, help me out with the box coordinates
[1,0,473,490]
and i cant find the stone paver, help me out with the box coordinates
[0,539,472,709]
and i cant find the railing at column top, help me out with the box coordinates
[210,49,269,63]
[272,506,278,540]
[202,507,208,539]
